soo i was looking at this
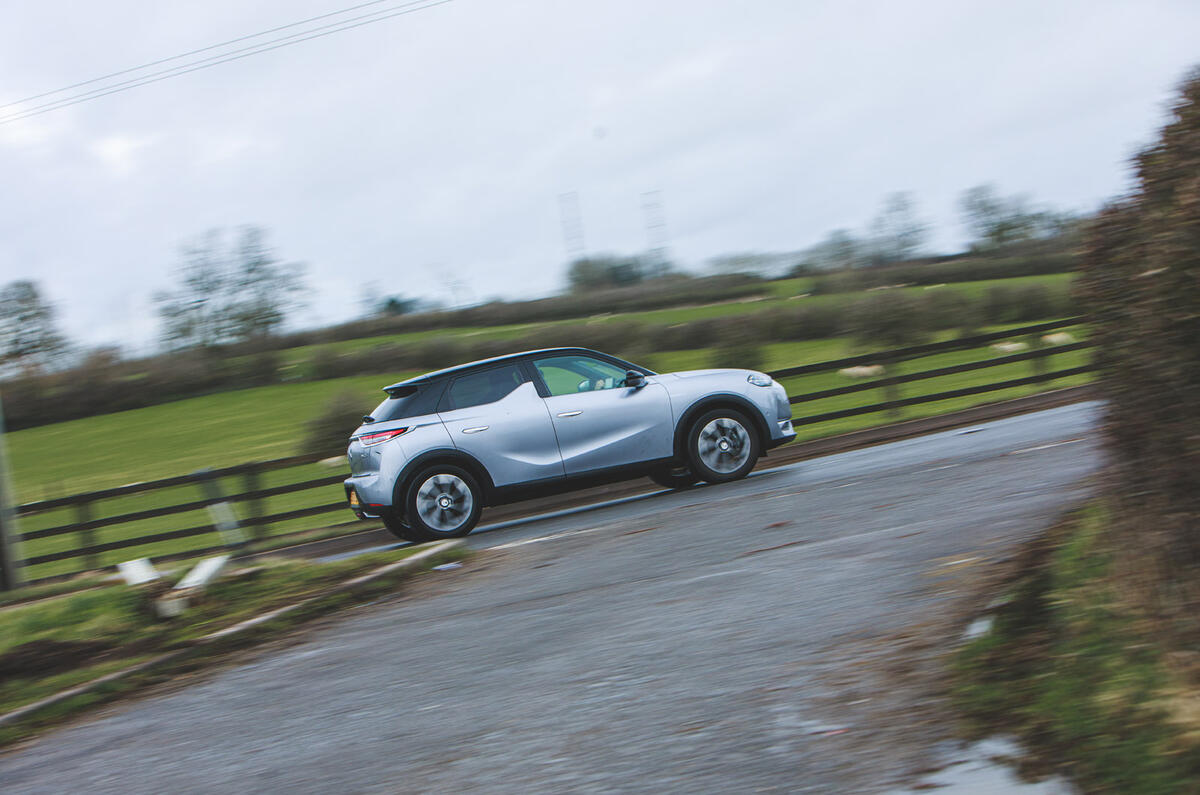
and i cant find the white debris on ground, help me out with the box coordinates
[894,737,1077,794]
[1041,332,1074,345]
[175,555,230,591]
[963,615,995,640]
[839,365,885,378]
[991,342,1029,354]
[117,558,161,587]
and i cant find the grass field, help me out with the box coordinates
[8,317,1081,500]
[277,273,1073,371]
[1,269,1081,582]
[6,319,1091,582]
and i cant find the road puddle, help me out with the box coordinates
[894,737,1075,793]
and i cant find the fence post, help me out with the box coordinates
[77,499,99,571]
[881,356,904,420]
[195,470,249,553]
[242,464,269,541]
[1028,333,1048,380]
[0,396,22,591]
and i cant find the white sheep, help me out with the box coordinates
[839,365,885,378]
[1041,332,1074,345]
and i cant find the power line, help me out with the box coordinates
[1,0,445,123]
[0,0,399,112]
[0,0,451,126]
[0,0,449,124]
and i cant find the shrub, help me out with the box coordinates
[299,391,368,458]
[848,292,930,348]
[807,252,1077,295]
[708,332,765,371]
[1077,68,1200,636]
[235,350,282,387]
[922,288,973,333]
[785,304,845,339]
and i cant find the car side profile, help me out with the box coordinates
[344,347,795,542]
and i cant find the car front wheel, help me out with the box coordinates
[403,465,483,541]
[686,408,760,483]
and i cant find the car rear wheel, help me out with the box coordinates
[403,464,483,541]
[686,408,759,483]
[380,511,420,542]
[648,463,699,490]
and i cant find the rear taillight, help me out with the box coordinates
[358,427,409,446]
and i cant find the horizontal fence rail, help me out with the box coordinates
[789,366,1093,426]
[7,317,1095,587]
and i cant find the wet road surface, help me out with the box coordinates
[0,403,1102,793]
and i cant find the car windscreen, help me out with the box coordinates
[368,383,442,423]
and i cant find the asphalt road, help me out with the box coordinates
[0,402,1103,793]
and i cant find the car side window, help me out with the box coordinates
[442,365,526,410]
[533,355,631,397]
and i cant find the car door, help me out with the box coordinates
[530,353,674,475]
[437,364,565,487]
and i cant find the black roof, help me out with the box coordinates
[383,347,649,393]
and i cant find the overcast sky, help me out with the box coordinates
[1,0,1197,352]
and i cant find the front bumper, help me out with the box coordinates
[765,383,795,448]
[767,418,796,449]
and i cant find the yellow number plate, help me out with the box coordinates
[348,491,360,507]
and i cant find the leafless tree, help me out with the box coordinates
[155,227,306,350]
[0,280,68,374]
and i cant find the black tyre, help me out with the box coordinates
[648,463,699,490]
[685,408,760,483]
[380,511,423,543]
[403,464,483,541]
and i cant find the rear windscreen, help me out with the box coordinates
[368,383,443,423]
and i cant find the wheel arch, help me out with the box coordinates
[672,394,771,459]
[392,448,496,509]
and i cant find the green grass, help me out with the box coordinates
[0,542,467,744]
[4,268,1087,582]
[10,375,399,501]
[7,323,1092,582]
[953,504,1200,793]
[12,322,1085,501]
[7,376,412,580]
[279,273,1074,367]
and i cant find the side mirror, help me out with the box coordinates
[624,370,646,389]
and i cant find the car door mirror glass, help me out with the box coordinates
[624,370,646,389]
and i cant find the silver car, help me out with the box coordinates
[344,347,795,542]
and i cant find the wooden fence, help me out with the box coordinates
[5,316,1092,588]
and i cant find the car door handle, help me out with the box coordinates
[556,410,583,418]
[462,425,489,434]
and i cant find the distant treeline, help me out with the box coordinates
[275,273,770,351]
[808,252,1075,293]
[5,280,1075,431]
[249,249,1078,354]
